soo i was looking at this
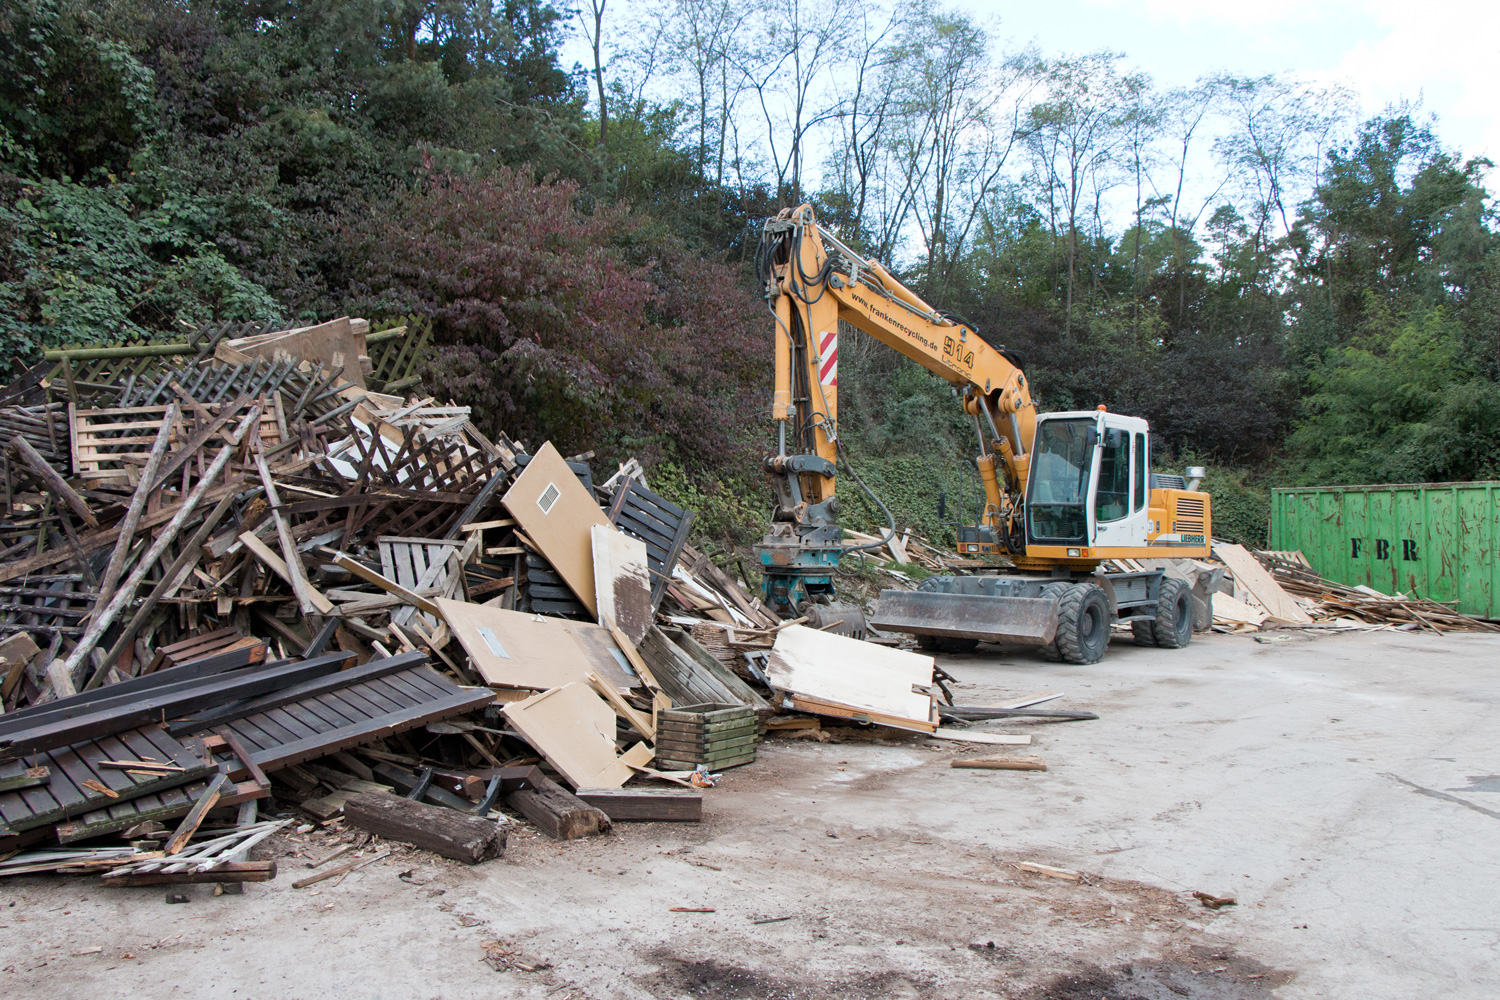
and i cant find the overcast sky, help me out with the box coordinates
[972,0,1498,164]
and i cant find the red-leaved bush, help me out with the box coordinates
[347,167,768,474]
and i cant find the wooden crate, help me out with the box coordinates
[653,702,759,771]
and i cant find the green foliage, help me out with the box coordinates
[1287,306,1500,484]
[0,174,281,358]
[1183,458,1270,547]
[647,461,768,546]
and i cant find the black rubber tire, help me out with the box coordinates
[916,635,980,654]
[1055,583,1111,664]
[1131,619,1158,647]
[1152,577,1193,648]
[1036,582,1072,662]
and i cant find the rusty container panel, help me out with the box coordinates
[1269,482,1500,619]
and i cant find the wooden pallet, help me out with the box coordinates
[70,400,284,483]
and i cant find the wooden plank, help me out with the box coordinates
[591,524,651,647]
[333,554,439,617]
[951,755,1047,770]
[163,772,229,854]
[1212,542,1312,623]
[501,442,608,615]
[256,451,323,616]
[930,729,1032,746]
[586,672,654,741]
[343,791,504,863]
[574,787,701,822]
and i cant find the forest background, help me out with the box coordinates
[3,0,1497,549]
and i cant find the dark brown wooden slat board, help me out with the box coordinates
[608,478,694,612]
[0,726,212,835]
[211,664,492,772]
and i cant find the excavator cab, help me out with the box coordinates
[1024,411,1153,557]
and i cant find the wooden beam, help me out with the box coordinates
[343,791,506,863]
[102,860,277,886]
[574,787,701,822]
[505,774,610,840]
[96,404,178,609]
[11,434,97,528]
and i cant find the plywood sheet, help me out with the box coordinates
[592,524,651,647]
[222,317,368,388]
[1210,592,1269,626]
[502,442,609,615]
[1212,543,1311,623]
[767,625,934,727]
[435,598,634,691]
[502,683,650,789]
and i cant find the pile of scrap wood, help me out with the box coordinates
[1256,551,1500,633]
[0,315,1080,887]
[840,528,973,573]
[1109,543,1500,634]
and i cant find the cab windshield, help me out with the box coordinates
[1026,418,1094,543]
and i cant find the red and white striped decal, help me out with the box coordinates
[818,330,838,386]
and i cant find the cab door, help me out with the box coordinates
[1090,419,1151,549]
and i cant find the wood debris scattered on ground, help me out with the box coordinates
[1106,542,1500,637]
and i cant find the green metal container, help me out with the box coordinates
[1269,481,1500,619]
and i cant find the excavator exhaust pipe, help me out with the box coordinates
[871,590,1059,647]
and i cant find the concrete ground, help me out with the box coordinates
[2,629,1497,999]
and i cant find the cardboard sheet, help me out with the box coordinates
[436,598,636,691]
[501,442,610,615]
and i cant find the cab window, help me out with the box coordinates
[1095,429,1130,523]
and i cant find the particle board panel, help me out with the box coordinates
[767,625,936,732]
[591,524,651,647]
[436,598,636,692]
[502,442,609,615]
[502,683,653,789]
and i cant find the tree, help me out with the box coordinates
[1024,52,1145,333]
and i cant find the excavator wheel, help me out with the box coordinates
[1151,577,1193,649]
[916,634,980,654]
[1036,582,1074,663]
[1053,583,1111,664]
[1130,620,1157,647]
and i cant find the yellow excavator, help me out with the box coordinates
[754,206,1212,663]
